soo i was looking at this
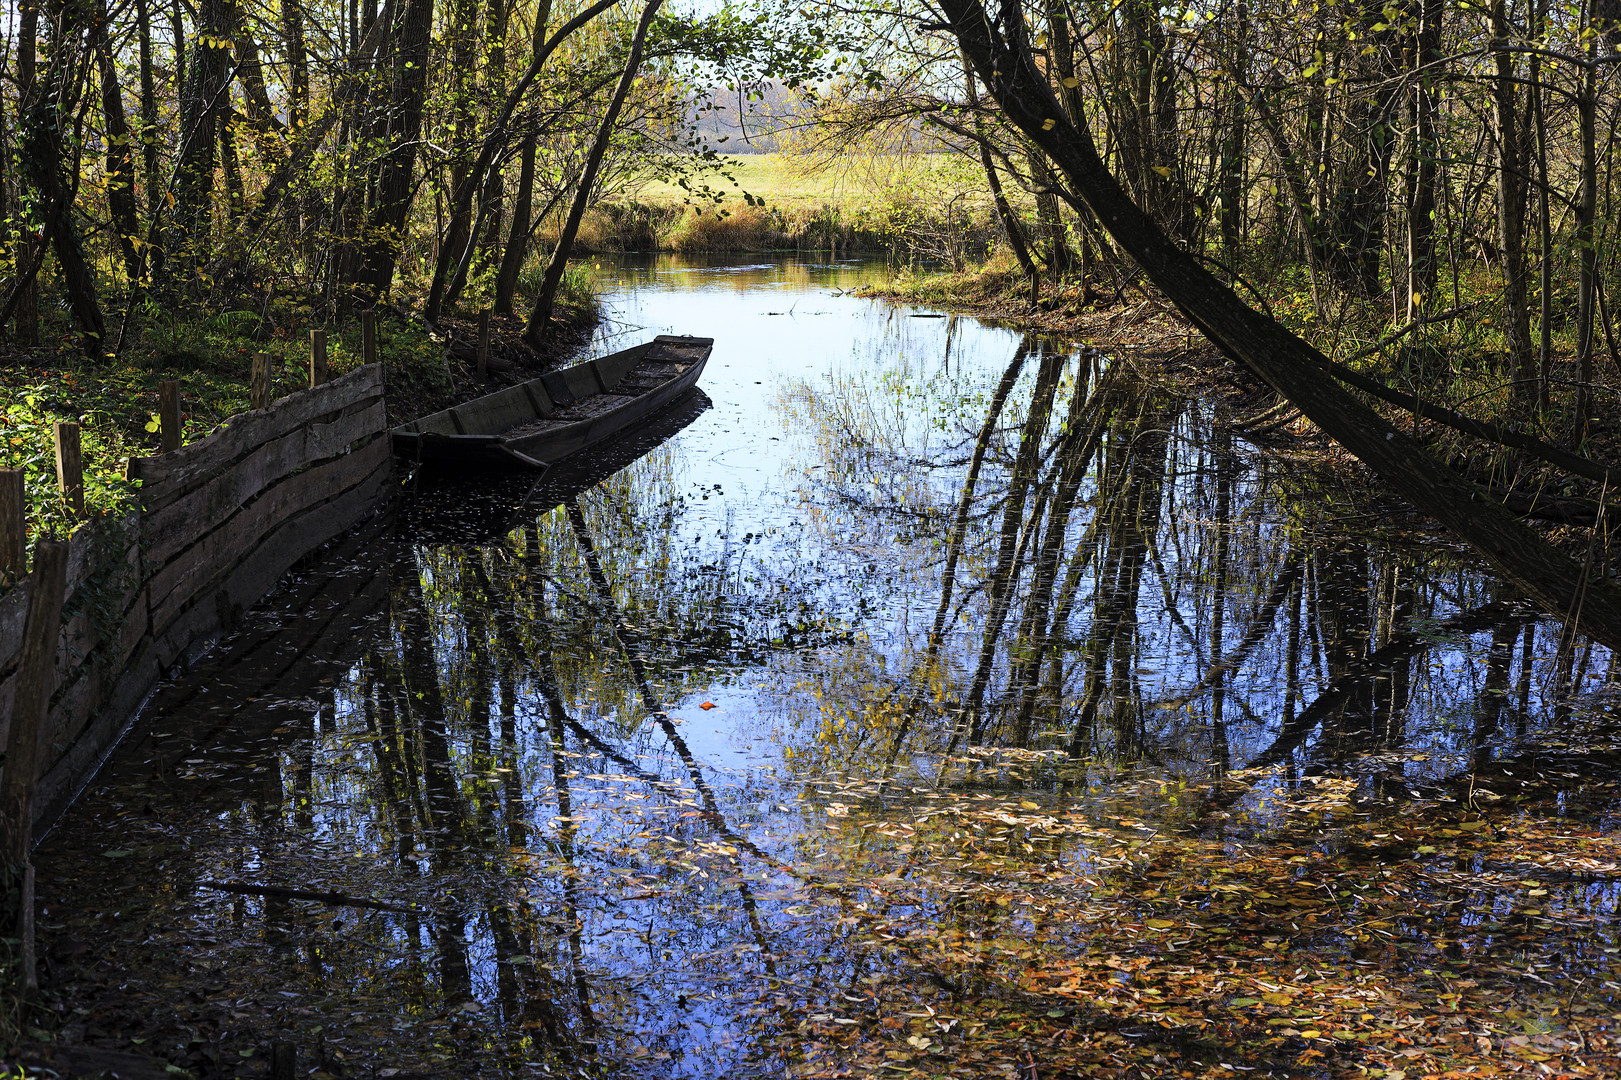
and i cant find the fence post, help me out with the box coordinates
[362,310,377,368]
[310,328,329,388]
[54,422,82,518]
[477,311,491,382]
[252,352,273,409]
[2,538,69,993]
[0,468,22,589]
[159,379,182,453]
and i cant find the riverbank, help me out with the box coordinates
[0,293,596,549]
[869,264,1621,513]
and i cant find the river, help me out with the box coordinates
[32,255,1621,1079]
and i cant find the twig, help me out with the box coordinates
[199,880,421,914]
[1339,303,1479,365]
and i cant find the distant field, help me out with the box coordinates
[628,152,984,212]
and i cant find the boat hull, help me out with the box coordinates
[390,335,712,470]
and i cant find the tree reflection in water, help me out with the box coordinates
[34,324,1621,1078]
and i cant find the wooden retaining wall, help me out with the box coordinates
[0,363,393,838]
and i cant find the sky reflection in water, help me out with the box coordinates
[36,255,1619,1078]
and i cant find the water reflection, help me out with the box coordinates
[35,255,1621,1077]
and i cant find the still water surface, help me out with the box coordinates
[36,256,1618,1077]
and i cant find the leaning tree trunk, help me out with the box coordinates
[24,1,106,352]
[525,0,664,344]
[494,133,538,316]
[964,55,1037,301]
[937,0,1621,655]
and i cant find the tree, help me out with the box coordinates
[930,0,1621,654]
[524,0,664,342]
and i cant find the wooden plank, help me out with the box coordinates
[520,378,555,417]
[477,311,490,382]
[35,571,143,775]
[0,585,21,672]
[1,539,68,862]
[362,311,376,367]
[0,468,23,589]
[135,389,386,516]
[310,329,329,387]
[159,380,181,453]
[30,642,159,837]
[146,436,392,636]
[141,399,387,567]
[55,422,83,518]
[0,521,132,685]
[593,342,650,393]
[88,518,393,803]
[448,385,535,436]
[250,353,274,409]
[560,363,598,402]
[128,364,384,493]
[0,546,143,756]
[147,447,392,671]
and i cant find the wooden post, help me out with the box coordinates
[251,352,273,409]
[2,538,69,994]
[269,1042,296,1080]
[0,468,22,589]
[309,328,329,387]
[477,311,491,382]
[159,379,182,453]
[362,310,377,368]
[54,421,82,518]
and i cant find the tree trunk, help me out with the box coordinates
[24,8,107,352]
[14,0,39,344]
[1405,0,1442,320]
[493,134,537,316]
[1573,30,1599,437]
[1219,0,1248,262]
[356,0,436,301]
[1531,0,1552,407]
[283,0,308,129]
[136,0,160,225]
[963,55,1037,301]
[95,0,140,285]
[172,0,229,287]
[1492,0,1535,399]
[525,0,663,344]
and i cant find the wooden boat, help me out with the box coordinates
[404,390,711,545]
[390,334,712,469]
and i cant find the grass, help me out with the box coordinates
[630,152,956,212]
[583,152,1008,258]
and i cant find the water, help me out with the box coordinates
[34,255,1621,1078]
